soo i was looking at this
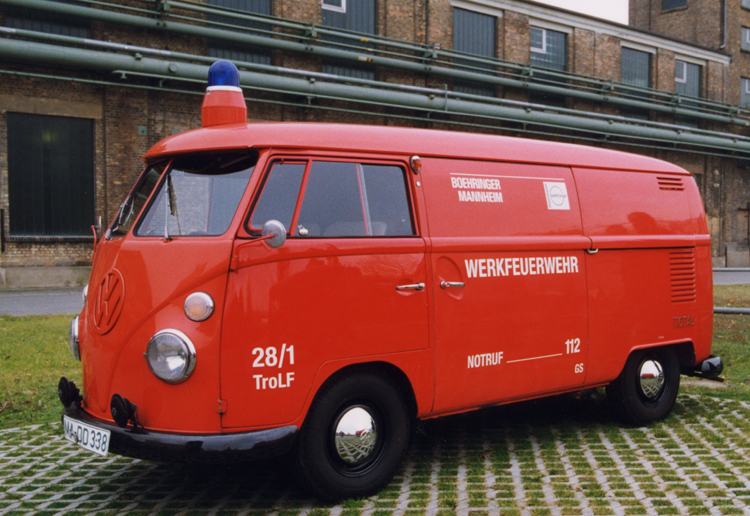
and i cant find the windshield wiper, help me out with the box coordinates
[164,174,181,240]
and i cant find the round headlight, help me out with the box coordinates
[68,316,80,361]
[184,292,214,322]
[145,330,196,384]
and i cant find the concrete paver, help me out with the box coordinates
[1,393,749,515]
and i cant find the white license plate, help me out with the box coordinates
[63,415,110,457]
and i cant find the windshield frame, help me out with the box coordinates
[107,161,169,239]
[133,151,258,239]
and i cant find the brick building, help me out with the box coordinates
[0,0,749,287]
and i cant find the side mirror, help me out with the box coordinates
[262,220,287,249]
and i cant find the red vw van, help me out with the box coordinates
[59,61,722,500]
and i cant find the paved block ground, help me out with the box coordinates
[1,392,750,516]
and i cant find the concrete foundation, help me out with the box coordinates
[0,266,91,290]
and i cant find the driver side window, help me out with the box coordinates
[248,159,415,237]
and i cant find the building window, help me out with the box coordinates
[675,60,701,127]
[321,0,376,80]
[662,0,687,10]
[621,47,651,120]
[7,113,95,238]
[453,8,496,97]
[5,1,90,37]
[741,78,750,107]
[529,27,567,107]
[207,0,272,65]
[743,0,750,9]
[743,27,750,52]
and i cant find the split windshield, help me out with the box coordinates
[136,153,256,237]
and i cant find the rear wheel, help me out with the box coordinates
[607,347,680,426]
[296,370,411,501]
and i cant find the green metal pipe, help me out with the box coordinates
[3,36,750,156]
[2,0,747,127]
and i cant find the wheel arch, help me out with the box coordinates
[311,361,418,421]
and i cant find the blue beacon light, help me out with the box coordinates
[207,60,241,89]
[201,60,247,127]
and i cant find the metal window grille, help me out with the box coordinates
[7,113,95,238]
[662,0,687,10]
[453,8,496,97]
[207,0,272,65]
[321,0,375,80]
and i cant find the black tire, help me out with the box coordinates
[296,370,411,501]
[606,347,680,426]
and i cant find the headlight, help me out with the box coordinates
[82,284,88,305]
[68,316,80,361]
[184,292,214,322]
[144,330,196,384]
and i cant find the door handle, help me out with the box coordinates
[440,281,465,289]
[396,283,425,291]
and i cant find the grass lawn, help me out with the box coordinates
[0,284,748,429]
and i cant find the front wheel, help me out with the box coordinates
[296,370,411,501]
[607,347,680,426]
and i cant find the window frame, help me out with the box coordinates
[675,61,687,84]
[742,77,750,107]
[530,27,547,54]
[661,0,687,11]
[244,156,418,238]
[321,0,346,13]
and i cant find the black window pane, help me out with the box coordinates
[8,113,94,237]
[6,1,91,38]
[207,0,273,65]
[662,0,687,10]
[453,8,496,97]
[250,163,306,231]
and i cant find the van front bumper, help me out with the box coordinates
[62,403,297,462]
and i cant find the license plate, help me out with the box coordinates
[63,415,110,457]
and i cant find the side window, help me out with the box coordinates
[248,160,415,237]
[250,162,306,231]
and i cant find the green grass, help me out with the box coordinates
[0,315,82,429]
[0,284,748,427]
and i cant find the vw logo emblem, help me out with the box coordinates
[93,269,125,335]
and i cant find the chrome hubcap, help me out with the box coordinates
[334,406,378,464]
[639,359,665,399]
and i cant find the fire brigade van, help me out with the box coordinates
[59,61,722,501]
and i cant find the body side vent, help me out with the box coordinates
[657,176,685,191]
[669,249,696,303]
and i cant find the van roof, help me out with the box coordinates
[144,123,688,174]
